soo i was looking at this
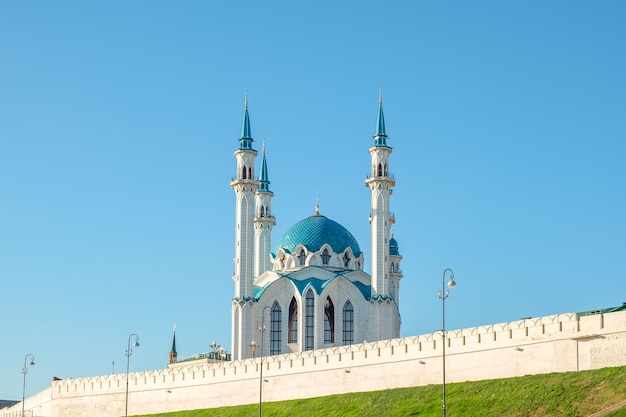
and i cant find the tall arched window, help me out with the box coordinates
[324,297,335,344]
[270,301,281,355]
[343,301,354,345]
[305,289,315,350]
[248,167,253,179]
[260,206,265,217]
[288,297,298,344]
[298,250,306,266]
[377,163,383,177]
[321,249,330,265]
[242,166,247,179]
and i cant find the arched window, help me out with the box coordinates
[270,301,282,355]
[260,206,265,217]
[288,297,298,344]
[390,262,395,273]
[343,301,354,345]
[305,289,314,350]
[384,164,388,176]
[242,166,247,179]
[343,252,350,268]
[321,249,330,265]
[377,163,383,177]
[298,250,306,266]
[324,297,334,344]
[248,167,252,179]
[279,254,285,269]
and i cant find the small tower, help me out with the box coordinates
[230,93,260,360]
[389,231,403,307]
[168,325,177,365]
[365,89,397,340]
[254,142,276,277]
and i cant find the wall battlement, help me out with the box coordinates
[5,309,625,417]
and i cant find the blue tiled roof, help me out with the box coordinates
[253,270,371,301]
[389,237,400,256]
[275,215,362,256]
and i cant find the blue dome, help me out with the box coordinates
[276,215,361,257]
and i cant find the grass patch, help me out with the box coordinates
[136,366,626,417]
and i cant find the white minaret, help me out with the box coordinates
[365,89,395,298]
[365,90,397,340]
[230,94,260,360]
[254,142,276,277]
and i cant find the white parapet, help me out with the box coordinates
[4,309,625,417]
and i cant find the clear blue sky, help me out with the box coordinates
[1,1,625,401]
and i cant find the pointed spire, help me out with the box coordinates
[168,324,177,365]
[239,91,254,150]
[374,87,388,147]
[258,140,272,193]
[171,324,177,353]
[315,193,320,216]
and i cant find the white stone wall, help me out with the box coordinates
[5,310,625,417]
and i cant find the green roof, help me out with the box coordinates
[577,303,626,317]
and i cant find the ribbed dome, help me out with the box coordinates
[275,215,361,257]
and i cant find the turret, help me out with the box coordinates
[230,93,260,300]
[254,142,276,277]
[364,89,398,341]
[365,89,396,298]
[168,325,177,365]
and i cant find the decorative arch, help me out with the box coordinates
[324,297,335,344]
[270,301,281,355]
[321,248,330,265]
[288,297,298,344]
[342,300,354,345]
[305,289,315,350]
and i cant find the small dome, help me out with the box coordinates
[276,215,361,257]
[389,237,400,256]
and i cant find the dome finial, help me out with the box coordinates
[244,89,249,110]
[315,192,320,216]
[379,86,383,107]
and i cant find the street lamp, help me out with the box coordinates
[438,268,456,417]
[125,334,140,417]
[210,341,221,361]
[22,354,35,417]
[258,305,271,417]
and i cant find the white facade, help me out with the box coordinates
[5,309,625,417]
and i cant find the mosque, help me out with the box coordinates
[229,92,403,360]
[4,93,625,417]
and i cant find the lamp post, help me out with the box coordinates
[249,341,259,358]
[22,354,35,417]
[210,341,221,361]
[258,305,271,417]
[438,268,456,417]
[125,334,140,417]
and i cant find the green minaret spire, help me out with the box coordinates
[170,325,177,353]
[258,141,272,193]
[374,87,389,147]
[239,91,254,150]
